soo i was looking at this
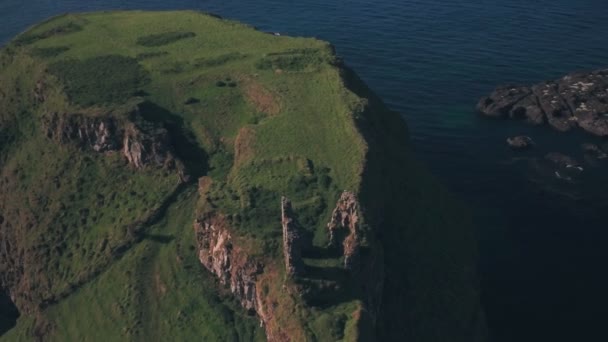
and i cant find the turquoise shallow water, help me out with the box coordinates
[2,1,608,340]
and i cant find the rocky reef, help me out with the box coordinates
[478,68,608,136]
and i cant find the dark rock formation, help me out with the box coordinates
[478,69,608,136]
[507,136,534,150]
[281,197,304,277]
[328,191,361,270]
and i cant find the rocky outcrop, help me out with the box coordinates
[328,191,361,270]
[194,214,263,314]
[43,112,121,152]
[122,121,173,170]
[195,191,378,341]
[478,68,608,136]
[507,136,534,150]
[281,197,304,277]
[43,107,177,171]
[33,80,46,103]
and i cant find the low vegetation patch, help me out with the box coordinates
[48,55,150,106]
[136,31,196,47]
[136,51,169,60]
[29,46,70,58]
[194,53,248,68]
[256,49,327,72]
[15,22,83,45]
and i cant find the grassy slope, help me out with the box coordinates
[0,10,485,342]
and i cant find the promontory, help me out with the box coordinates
[0,11,486,341]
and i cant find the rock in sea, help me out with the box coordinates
[478,68,608,136]
[507,136,534,150]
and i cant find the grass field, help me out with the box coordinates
[0,10,485,342]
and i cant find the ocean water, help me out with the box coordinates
[2,1,608,341]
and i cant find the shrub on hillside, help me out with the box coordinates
[48,55,150,106]
[136,31,195,47]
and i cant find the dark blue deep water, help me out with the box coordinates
[2,1,608,341]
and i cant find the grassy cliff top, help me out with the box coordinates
[0,10,485,342]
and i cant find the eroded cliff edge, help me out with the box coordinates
[190,62,488,341]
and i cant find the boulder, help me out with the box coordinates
[506,136,534,150]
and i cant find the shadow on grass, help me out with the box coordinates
[303,265,349,282]
[138,101,208,179]
[141,233,175,244]
[303,245,342,259]
[0,288,19,336]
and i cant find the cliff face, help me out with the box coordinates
[194,191,385,341]
[194,214,263,314]
[43,108,178,171]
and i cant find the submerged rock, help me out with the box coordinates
[581,143,608,160]
[478,69,608,136]
[545,152,580,168]
[507,136,534,150]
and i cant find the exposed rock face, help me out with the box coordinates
[194,214,263,314]
[122,121,172,170]
[281,197,304,277]
[43,107,176,170]
[43,112,121,152]
[33,80,46,103]
[478,69,608,136]
[507,136,534,150]
[328,191,361,270]
[195,192,380,341]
